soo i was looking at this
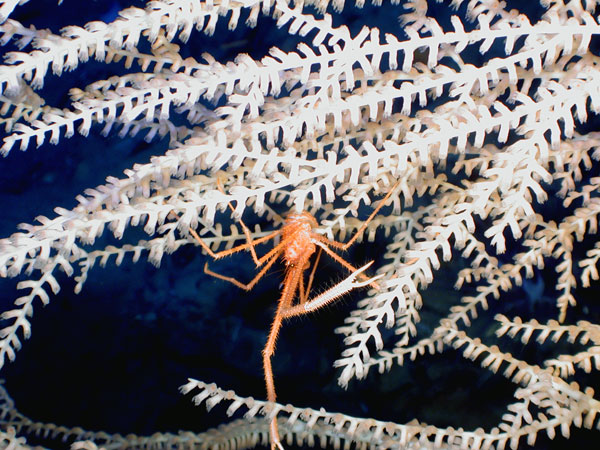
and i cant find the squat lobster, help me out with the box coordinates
[189,182,398,449]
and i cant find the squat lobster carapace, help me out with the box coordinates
[189,181,399,450]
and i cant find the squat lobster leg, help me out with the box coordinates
[263,261,382,450]
[188,224,283,290]
[189,227,281,266]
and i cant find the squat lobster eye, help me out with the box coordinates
[189,180,399,450]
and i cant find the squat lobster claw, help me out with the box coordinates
[189,181,398,450]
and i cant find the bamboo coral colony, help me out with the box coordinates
[0,0,600,449]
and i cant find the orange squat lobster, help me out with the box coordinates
[190,182,398,449]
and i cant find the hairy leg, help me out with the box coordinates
[203,251,280,291]
[325,180,400,251]
[282,261,382,319]
[313,239,380,289]
[189,227,280,265]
